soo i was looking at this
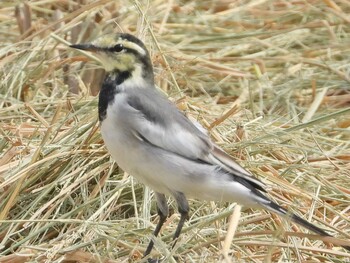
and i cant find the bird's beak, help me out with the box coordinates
[69,43,100,52]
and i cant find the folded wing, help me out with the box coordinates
[125,88,266,191]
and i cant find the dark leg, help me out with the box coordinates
[143,193,169,257]
[171,192,189,249]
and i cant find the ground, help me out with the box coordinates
[0,0,350,262]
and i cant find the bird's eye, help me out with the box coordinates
[111,43,124,52]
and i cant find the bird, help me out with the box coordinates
[70,33,350,259]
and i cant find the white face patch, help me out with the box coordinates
[92,35,115,48]
[118,37,146,57]
[119,63,145,88]
[91,34,146,57]
[90,34,147,72]
[98,51,136,72]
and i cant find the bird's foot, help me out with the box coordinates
[147,257,163,263]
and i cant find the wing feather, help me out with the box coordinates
[125,88,266,191]
[126,89,211,161]
[209,145,266,192]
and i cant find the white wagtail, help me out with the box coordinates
[70,33,350,258]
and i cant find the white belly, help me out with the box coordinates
[100,95,261,207]
[100,104,172,194]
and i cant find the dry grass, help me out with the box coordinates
[1,0,350,262]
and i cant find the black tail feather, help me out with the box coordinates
[261,200,350,252]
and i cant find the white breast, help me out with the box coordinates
[100,93,171,194]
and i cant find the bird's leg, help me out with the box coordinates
[171,192,189,249]
[144,193,169,257]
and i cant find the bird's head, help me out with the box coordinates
[70,33,154,86]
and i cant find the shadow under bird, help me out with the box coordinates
[70,33,350,259]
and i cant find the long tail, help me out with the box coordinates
[260,200,350,251]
